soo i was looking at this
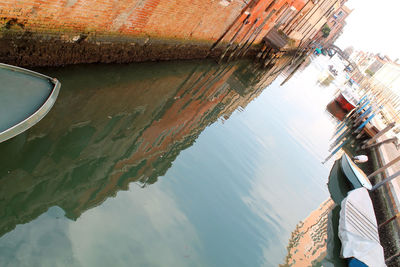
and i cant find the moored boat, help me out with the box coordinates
[328,158,354,205]
[338,188,386,266]
[335,88,358,113]
[327,153,372,205]
[341,154,372,190]
[0,63,61,143]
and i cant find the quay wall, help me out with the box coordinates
[0,0,246,43]
[0,0,248,66]
[0,0,305,67]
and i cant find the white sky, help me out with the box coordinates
[335,0,400,60]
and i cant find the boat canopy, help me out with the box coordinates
[338,188,386,267]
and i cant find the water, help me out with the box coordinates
[0,57,339,266]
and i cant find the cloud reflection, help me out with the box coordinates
[68,183,203,267]
[0,184,203,267]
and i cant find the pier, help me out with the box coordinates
[326,87,400,265]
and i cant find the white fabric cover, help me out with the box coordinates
[338,188,386,267]
[353,155,368,163]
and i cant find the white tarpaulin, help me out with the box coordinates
[338,188,386,267]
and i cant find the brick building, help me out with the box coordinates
[314,5,352,47]
[0,0,312,66]
[283,0,347,47]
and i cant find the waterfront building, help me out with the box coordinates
[283,0,346,47]
[372,61,400,97]
[313,5,352,47]
[353,51,378,72]
[353,57,400,122]
[365,54,390,76]
[0,0,311,67]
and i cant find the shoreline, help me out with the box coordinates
[0,31,262,67]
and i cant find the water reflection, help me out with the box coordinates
[282,199,334,265]
[0,58,290,238]
[280,199,346,266]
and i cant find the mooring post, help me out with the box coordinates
[256,45,267,59]
[368,155,400,179]
[353,107,372,126]
[210,11,251,52]
[219,16,250,62]
[379,211,400,228]
[354,113,376,134]
[228,17,258,61]
[262,47,272,60]
[371,169,400,192]
[330,128,351,151]
[362,122,396,148]
[362,137,397,150]
[232,18,259,59]
[241,16,270,57]
[323,138,350,164]
[332,121,349,139]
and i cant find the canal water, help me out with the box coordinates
[1,56,339,266]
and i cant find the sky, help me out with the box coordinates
[335,0,400,60]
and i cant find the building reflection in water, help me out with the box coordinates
[280,199,347,266]
[0,57,292,237]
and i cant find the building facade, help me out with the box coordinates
[315,5,351,47]
[0,0,311,67]
[283,0,346,47]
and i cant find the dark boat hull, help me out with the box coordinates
[328,159,354,205]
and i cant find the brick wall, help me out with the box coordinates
[0,0,306,66]
[0,0,247,43]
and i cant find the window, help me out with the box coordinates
[265,0,277,12]
[276,3,288,16]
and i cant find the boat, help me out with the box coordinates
[327,158,354,205]
[328,65,338,76]
[341,153,372,190]
[0,63,61,143]
[327,153,372,205]
[335,88,359,113]
[326,98,347,121]
[338,187,386,266]
[328,161,385,266]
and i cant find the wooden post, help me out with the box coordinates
[322,139,350,164]
[219,16,250,61]
[379,212,400,228]
[362,137,397,150]
[362,122,395,148]
[210,2,253,52]
[241,17,270,57]
[371,170,400,191]
[354,113,376,133]
[263,47,272,59]
[227,17,258,61]
[368,155,400,179]
[256,45,267,59]
[353,107,372,126]
[330,128,351,151]
[232,18,260,59]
